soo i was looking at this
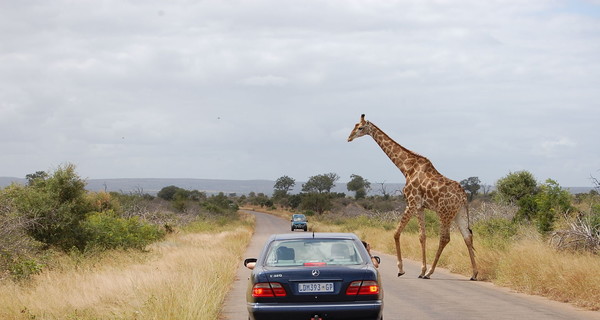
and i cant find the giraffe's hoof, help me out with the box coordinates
[397,272,405,277]
[418,275,423,279]
[470,277,477,281]
[422,275,430,279]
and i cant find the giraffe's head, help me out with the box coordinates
[347,114,371,142]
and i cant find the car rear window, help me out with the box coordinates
[292,215,306,221]
[265,239,364,267]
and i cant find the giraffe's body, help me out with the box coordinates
[348,114,478,280]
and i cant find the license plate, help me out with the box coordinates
[298,282,334,293]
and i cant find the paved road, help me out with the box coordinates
[221,210,600,320]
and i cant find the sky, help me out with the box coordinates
[1,0,599,188]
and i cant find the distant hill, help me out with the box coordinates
[0,177,593,196]
[83,178,406,196]
[0,177,26,186]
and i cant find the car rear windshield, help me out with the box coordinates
[292,215,306,222]
[265,239,365,267]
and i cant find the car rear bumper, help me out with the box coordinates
[248,300,383,320]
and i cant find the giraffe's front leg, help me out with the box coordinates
[394,230,405,276]
[394,207,414,277]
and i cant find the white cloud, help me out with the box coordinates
[534,137,577,158]
[0,0,599,186]
[240,75,289,86]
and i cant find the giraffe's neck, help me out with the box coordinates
[368,123,424,178]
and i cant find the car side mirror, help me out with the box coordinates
[244,258,257,270]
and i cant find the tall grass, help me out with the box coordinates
[0,214,254,319]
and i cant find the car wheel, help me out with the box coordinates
[291,227,294,231]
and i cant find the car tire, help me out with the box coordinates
[291,227,294,231]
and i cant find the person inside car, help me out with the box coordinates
[362,240,379,268]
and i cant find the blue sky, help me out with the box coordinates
[1,0,599,187]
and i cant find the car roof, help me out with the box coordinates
[269,232,360,241]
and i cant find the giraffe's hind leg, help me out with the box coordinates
[455,207,478,280]
[416,209,427,278]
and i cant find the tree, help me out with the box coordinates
[300,193,332,214]
[347,174,371,199]
[302,173,340,193]
[157,185,185,201]
[481,184,492,196]
[495,171,538,204]
[274,176,295,195]
[460,177,481,201]
[375,181,391,200]
[25,171,48,186]
[273,176,296,204]
[12,164,91,249]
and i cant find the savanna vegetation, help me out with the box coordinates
[248,171,600,311]
[2,164,600,317]
[0,164,252,319]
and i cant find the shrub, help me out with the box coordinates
[10,258,45,280]
[81,211,165,251]
[0,206,44,280]
[201,192,239,214]
[403,209,440,236]
[495,171,538,204]
[300,193,332,214]
[473,217,518,250]
[7,164,92,250]
[534,179,573,233]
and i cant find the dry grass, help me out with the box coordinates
[0,215,254,320]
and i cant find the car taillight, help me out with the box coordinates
[252,282,287,297]
[345,280,379,295]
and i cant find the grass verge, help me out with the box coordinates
[0,212,254,319]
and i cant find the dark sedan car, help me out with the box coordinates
[244,233,383,320]
[291,214,308,231]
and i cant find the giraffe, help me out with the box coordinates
[347,114,478,281]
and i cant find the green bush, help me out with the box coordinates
[403,210,440,236]
[534,179,573,233]
[10,258,44,280]
[201,192,239,214]
[473,218,518,250]
[6,164,93,250]
[495,171,538,204]
[81,211,165,251]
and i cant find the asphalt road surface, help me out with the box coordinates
[220,210,600,320]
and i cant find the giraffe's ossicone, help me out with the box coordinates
[348,114,478,281]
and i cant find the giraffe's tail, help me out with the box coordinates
[465,202,476,252]
[467,203,472,232]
